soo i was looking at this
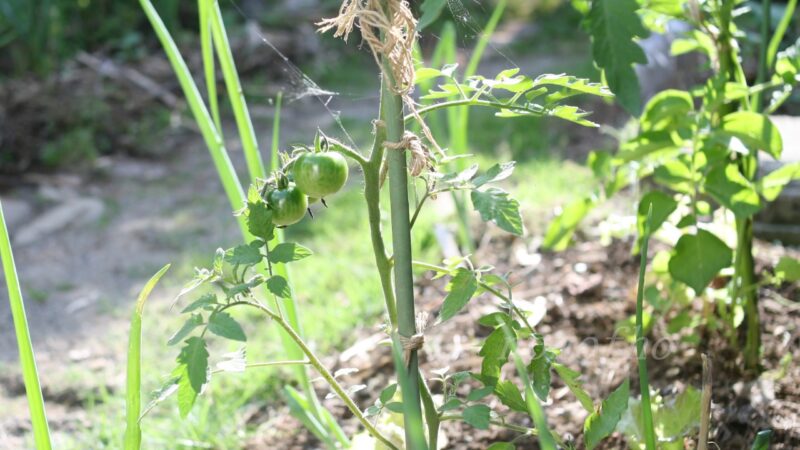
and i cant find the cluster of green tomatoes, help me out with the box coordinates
[265,137,349,226]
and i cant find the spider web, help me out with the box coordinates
[222,0,523,150]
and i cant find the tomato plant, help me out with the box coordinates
[123,0,797,449]
[546,0,800,371]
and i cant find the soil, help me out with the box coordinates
[241,233,799,450]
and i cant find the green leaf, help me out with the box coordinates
[477,312,514,328]
[181,293,217,313]
[495,380,528,413]
[472,162,516,188]
[439,398,463,412]
[757,162,800,201]
[225,242,263,266]
[640,89,693,131]
[462,404,492,430]
[717,112,783,158]
[384,401,405,413]
[439,268,479,323]
[479,326,514,385]
[637,191,678,242]
[246,199,274,241]
[486,443,515,450]
[268,242,313,264]
[168,314,203,346]
[126,263,170,450]
[548,104,598,127]
[467,385,496,402]
[619,130,681,163]
[704,164,761,218]
[379,383,398,404]
[417,0,447,31]
[653,156,696,194]
[659,385,701,440]
[415,67,443,84]
[266,275,291,299]
[775,257,800,282]
[553,363,594,412]
[586,0,648,115]
[584,379,629,450]
[207,312,246,342]
[174,337,209,417]
[671,30,716,58]
[528,347,557,401]
[751,430,773,450]
[531,74,613,101]
[543,196,597,251]
[471,187,523,235]
[668,230,732,293]
[440,164,479,187]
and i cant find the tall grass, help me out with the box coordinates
[0,200,52,449]
[124,264,171,450]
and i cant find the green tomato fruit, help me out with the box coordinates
[292,151,348,198]
[267,184,308,226]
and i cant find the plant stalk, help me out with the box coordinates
[380,25,425,450]
[698,354,713,450]
[636,207,657,450]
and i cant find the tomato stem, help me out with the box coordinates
[380,40,426,450]
[229,300,400,450]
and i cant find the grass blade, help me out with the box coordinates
[271,91,282,164]
[0,200,52,450]
[139,0,249,239]
[124,264,171,450]
[209,1,265,182]
[766,0,797,69]
[199,0,223,134]
[636,205,657,450]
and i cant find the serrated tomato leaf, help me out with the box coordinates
[439,268,478,323]
[268,242,313,264]
[208,312,246,342]
[471,187,523,236]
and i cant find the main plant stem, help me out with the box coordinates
[719,0,761,370]
[381,54,425,450]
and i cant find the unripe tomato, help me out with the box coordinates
[292,152,348,198]
[267,184,308,226]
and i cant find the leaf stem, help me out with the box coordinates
[439,414,538,435]
[233,300,400,450]
[405,98,546,123]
